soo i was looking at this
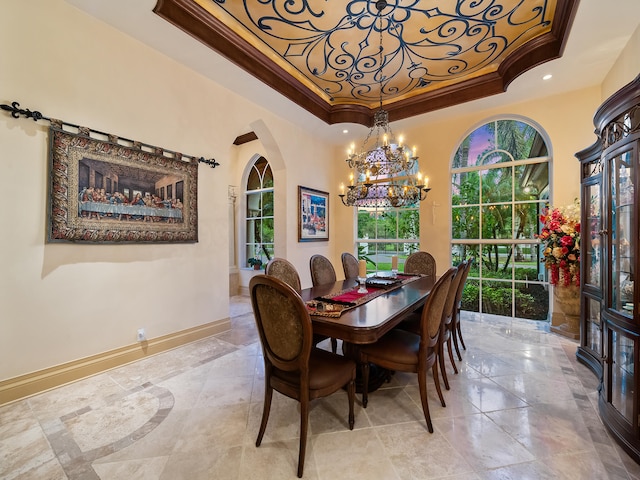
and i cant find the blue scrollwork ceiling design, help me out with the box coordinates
[204,0,555,107]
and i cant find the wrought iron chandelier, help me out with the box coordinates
[339,0,430,208]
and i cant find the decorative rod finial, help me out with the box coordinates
[1,101,47,122]
[198,157,220,169]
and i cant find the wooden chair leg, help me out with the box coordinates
[432,363,446,408]
[438,341,450,390]
[297,395,309,478]
[417,369,434,433]
[447,338,458,374]
[331,337,338,354]
[456,309,467,350]
[256,382,273,447]
[452,325,463,361]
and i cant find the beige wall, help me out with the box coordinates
[602,24,640,100]
[231,120,338,291]
[0,0,334,383]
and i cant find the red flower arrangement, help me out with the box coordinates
[536,202,581,286]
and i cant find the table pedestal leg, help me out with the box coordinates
[342,342,393,394]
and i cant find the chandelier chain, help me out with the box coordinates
[339,0,430,208]
[378,6,383,113]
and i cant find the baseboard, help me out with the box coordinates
[0,318,231,406]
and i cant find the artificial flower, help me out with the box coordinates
[536,201,580,286]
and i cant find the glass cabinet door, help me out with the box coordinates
[608,327,636,425]
[577,147,604,375]
[610,150,635,317]
[585,182,602,289]
[585,296,602,356]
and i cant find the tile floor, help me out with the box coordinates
[3,296,640,479]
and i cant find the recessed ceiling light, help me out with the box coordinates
[343,129,349,134]
[542,74,553,80]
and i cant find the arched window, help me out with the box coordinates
[451,118,550,319]
[245,156,274,267]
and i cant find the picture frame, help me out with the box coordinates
[48,126,198,243]
[298,186,329,242]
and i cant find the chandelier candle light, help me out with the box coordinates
[339,0,430,208]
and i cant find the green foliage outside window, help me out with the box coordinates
[357,207,419,273]
[452,119,550,319]
[245,157,274,266]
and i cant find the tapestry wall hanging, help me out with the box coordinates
[2,100,219,243]
[48,123,199,243]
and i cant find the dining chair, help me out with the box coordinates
[309,254,337,286]
[394,263,465,391]
[265,257,303,292]
[404,251,436,276]
[249,275,356,478]
[453,257,474,358]
[358,267,456,432]
[265,258,337,354]
[309,255,339,353]
[437,261,466,389]
[341,252,360,279]
[402,251,436,318]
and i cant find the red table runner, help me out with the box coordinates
[307,274,421,317]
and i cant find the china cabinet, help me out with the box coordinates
[576,141,603,376]
[576,74,640,461]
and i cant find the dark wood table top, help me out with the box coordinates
[301,276,436,344]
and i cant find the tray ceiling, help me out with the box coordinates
[154,0,578,126]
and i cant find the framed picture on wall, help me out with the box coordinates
[298,186,329,242]
[47,126,198,243]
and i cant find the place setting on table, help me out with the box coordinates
[305,257,424,318]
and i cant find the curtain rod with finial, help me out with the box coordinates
[0,100,220,169]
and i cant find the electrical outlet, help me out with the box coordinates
[137,328,146,342]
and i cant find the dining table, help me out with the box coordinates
[301,274,436,391]
[301,274,436,343]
